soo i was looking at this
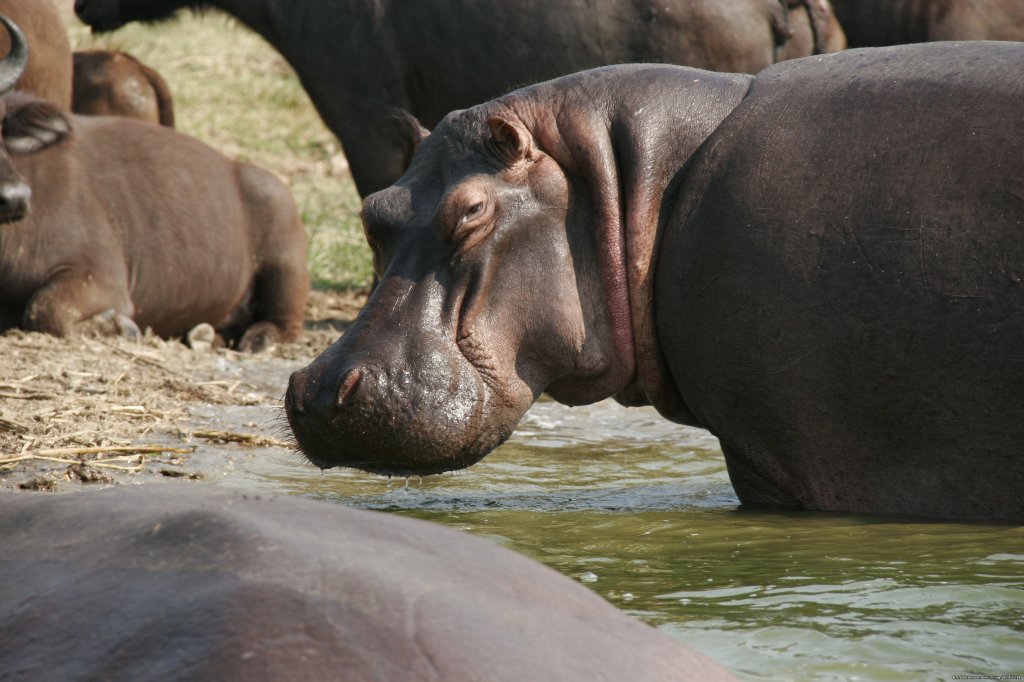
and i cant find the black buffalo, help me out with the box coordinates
[74,0,845,196]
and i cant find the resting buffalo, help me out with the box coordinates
[74,0,845,196]
[0,18,307,350]
[0,0,71,108]
[830,0,1024,46]
[72,49,175,127]
[0,485,735,681]
[286,42,1024,521]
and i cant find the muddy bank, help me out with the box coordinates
[0,289,364,492]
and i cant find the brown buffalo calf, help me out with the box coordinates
[0,9,305,350]
[0,99,308,350]
[72,50,176,127]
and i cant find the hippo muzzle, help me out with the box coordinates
[284,298,519,476]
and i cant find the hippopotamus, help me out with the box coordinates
[0,485,735,681]
[285,41,1024,521]
[0,16,307,350]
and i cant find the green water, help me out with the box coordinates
[221,398,1024,681]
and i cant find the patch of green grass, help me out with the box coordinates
[65,10,373,291]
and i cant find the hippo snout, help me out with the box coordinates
[285,349,506,476]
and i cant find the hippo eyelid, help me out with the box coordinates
[462,201,485,221]
[446,197,494,257]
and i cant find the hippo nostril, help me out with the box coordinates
[337,368,363,407]
[285,370,309,416]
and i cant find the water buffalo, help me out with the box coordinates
[0,484,735,681]
[73,0,845,196]
[0,17,306,350]
[285,42,1024,521]
[830,0,1024,46]
[72,49,175,127]
[0,0,71,108]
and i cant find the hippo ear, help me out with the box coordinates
[3,95,72,154]
[487,115,534,164]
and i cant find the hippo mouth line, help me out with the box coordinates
[451,267,506,395]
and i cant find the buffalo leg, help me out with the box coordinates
[22,268,134,337]
[236,165,309,353]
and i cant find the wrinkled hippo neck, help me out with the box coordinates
[510,66,752,426]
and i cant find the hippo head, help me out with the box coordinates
[74,0,193,33]
[0,14,70,223]
[286,65,750,475]
[287,108,627,475]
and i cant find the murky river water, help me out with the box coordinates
[205,397,1024,681]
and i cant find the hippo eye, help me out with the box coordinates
[446,194,494,256]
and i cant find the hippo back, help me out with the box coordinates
[657,42,1024,518]
[0,485,733,681]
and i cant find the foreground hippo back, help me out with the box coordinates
[0,485,733,681]
[658,42,1024,519]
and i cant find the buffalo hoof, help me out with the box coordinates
[76,308,141,341]
[237,321,281,354]
[185,322,217,353]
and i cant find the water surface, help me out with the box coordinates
[208,398,1024,681]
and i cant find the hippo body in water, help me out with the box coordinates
[286,42,1024,520]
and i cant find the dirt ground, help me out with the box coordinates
[0,289,366,492]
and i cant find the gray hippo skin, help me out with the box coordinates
[286,42,1024,520]
[829,0,1024,46]
[74,0,844,196]
[0,485,734,681]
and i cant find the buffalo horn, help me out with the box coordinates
[0,14,28,96]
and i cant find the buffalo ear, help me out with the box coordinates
[391,109,429,171]
[487,115,533,164]
[3,96,72,154]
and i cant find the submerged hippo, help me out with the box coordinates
[0,485,733,681]
[286,42,1024,521]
